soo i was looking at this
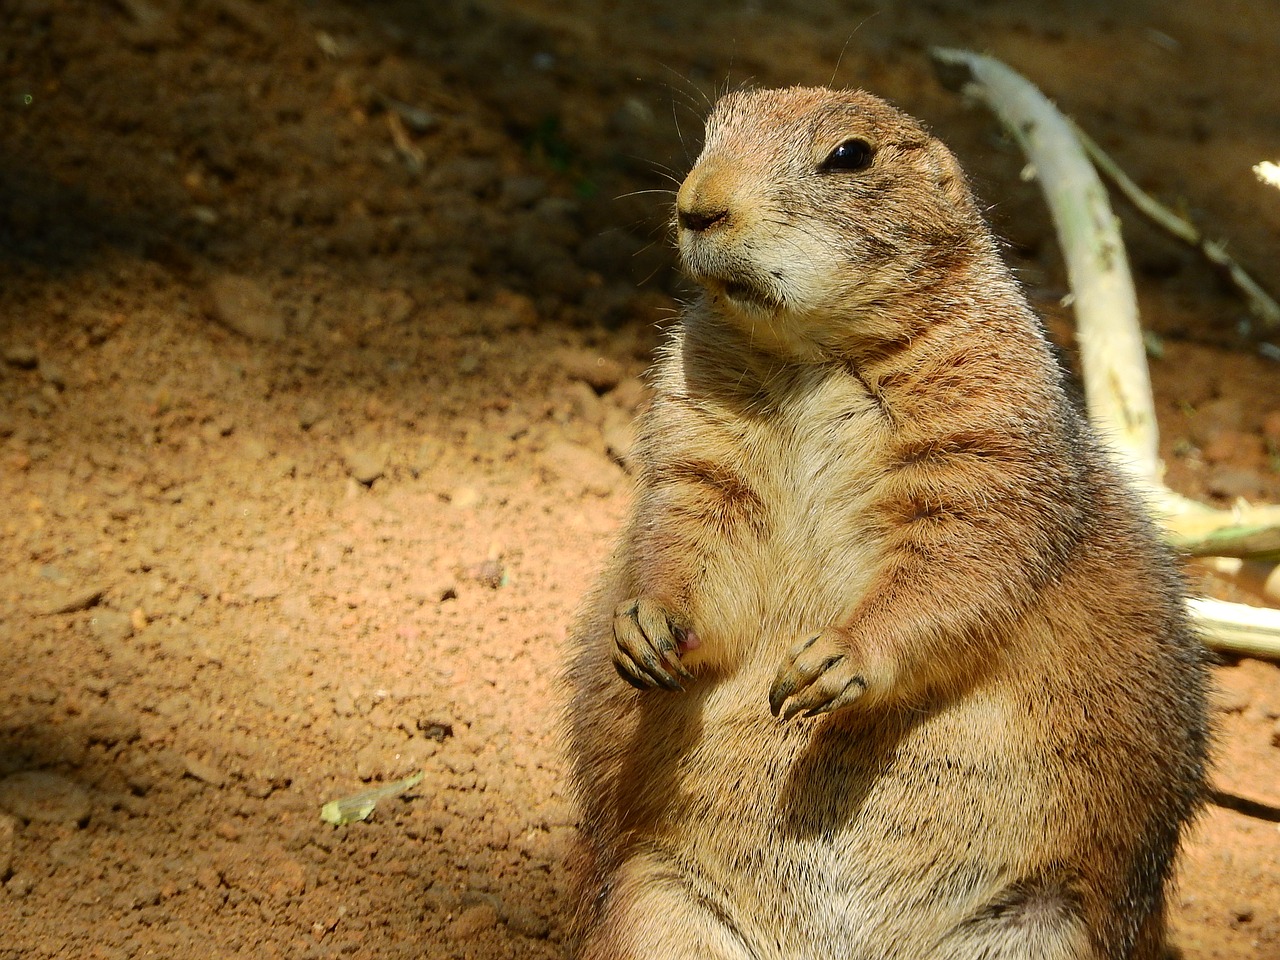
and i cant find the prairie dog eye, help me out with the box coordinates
[820,138,874,172]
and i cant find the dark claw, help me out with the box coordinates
[613,597,693,692]
[661,648,696,684]
[614,655,652,690]
[768,677,796,717]
[770,630,866,721]
[641,651,685,692]
[780,698,810,723]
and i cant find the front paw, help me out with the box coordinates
[769,629,866,721]
[612,597,697,692]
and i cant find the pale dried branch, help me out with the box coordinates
[1187,598,1280,659]
[1255,161,1280,191]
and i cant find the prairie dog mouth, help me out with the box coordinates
[688,272,780,311]
[719,277,780,311]
[679,238,782,310]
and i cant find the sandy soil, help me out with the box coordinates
[1,1,1278,958]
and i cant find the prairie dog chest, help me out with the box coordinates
[640,362,889,664]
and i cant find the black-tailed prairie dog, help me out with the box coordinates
[565,86,1209,960]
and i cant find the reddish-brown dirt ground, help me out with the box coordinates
[2,1,1278,958]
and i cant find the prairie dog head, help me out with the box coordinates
[675,87,985,358]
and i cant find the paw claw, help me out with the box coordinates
[612,598,692,692]
[769,630,866,720]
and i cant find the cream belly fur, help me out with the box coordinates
[643,365,886,673]
[564,85,1209,960]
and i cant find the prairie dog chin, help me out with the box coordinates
[565,85,1209,960]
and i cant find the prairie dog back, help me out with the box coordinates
[565,86,1209,960]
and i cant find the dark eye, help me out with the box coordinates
[820,138,874,172]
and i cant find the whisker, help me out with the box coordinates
[614,188,679,201]
[827,15,879,87]
[654,62,712,114]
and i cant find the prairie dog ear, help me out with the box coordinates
[926,145,974,212]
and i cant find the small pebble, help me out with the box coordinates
[5,872,34,898]
[542,441,624,497]
[207,273,286,341]
[480,290,538,331]
[609,376,649,413]
[88,609,134,644]
[566,379,606,428]
[297,398,326,430]
[0,812,15,878]
[241,437,270,461]
[450,486,481,509]
[355,744,386,781]
[84,706,142,746]
[0,771,92,825]
[560,348,625,393]
[417,719,453,742]
[450,903,500,938]
[344,444,389,485]
[183,756,227,788]
[242,577,282,601]
[471,559,505,589]
[505,904,552,939]
[2,344,38,369]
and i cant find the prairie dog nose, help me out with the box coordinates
[677,205,729,232]
[676,165,733,233]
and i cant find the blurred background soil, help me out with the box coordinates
[1,1,1278,957]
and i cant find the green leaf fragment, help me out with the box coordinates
[320,770,425,826]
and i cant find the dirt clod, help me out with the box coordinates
[0,773,92,826]
[206,274,287,342]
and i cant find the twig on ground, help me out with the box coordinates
[1187,598,1280,660]
[1071,120,1280,331]
[1155,494,1280,561]
[385,112,425,172]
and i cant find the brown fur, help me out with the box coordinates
[564,87,1209,960]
